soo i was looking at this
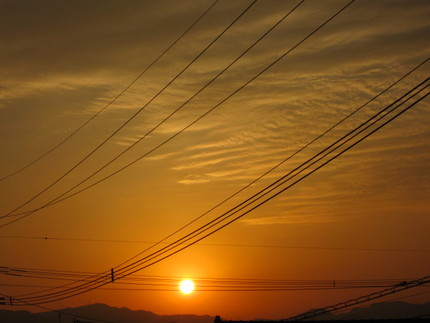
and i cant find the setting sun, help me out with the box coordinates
[179,279,195,294]
[0,1,429,321]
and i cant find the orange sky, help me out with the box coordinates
[0,0,429,320]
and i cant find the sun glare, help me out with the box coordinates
[179,279,195,294]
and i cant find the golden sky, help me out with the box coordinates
[0,0,429,320]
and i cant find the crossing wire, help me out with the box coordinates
[0,291,116,323]
[3,283,418,293]
[2,0,407,303]
[4,0,347,298]
[1,265,420,293]
[107,57,430,270]
[79,82,430,302]
[0,0,220,183]
[12,68,429,305]
[1,265,413,288]
[9,82,429,304]
[1,0,258,220]
[2,0,357,232]
[284,276,430,321]
[5,0,427,305]
[2,0,307,225]
[104,78,429,293]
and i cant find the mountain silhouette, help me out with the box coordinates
[0,301,429,323]
[0,303,214,323]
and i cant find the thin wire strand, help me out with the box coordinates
[10,1,427,305]
[3,0,306,224]
[0,234,428,253]
[0,0,220,183]
[18,90,428,305]
[11,81,427,304]
[1,0,257,219]
[1,0,354,231]
[16,67,426,305]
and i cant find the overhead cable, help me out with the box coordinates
[1,0,305,224]
[13,71,428,305]
[0,0,220,183]
[1,0,257,220]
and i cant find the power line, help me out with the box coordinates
[0,292,116,323]
[80,0,358,272]
[1,264,419,293]
[7,0,420,304]
[1,265,414,287]
[5,1,427,305]
[5,54,429,229]
[13,53,428,305]
[16,88,429,304]
[4,279,426,323]
[3,283,418,293]
[105,79,430,303]
[1,0,357,232]
[1,234,429,253]
[108,71,428,278]
[0,0,427,314]
[107,56,430,270]
[0,0,220,183]
[2,0,306,226]
[2,54,428,243]
[14,80,428,304]
[0,0,258,220]
[308,288,430,318]
[284,275,430,321]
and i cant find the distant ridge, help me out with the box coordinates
[0,301,429,323]
[0,303,214,323]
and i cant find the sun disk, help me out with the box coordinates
[179,279,195,294]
